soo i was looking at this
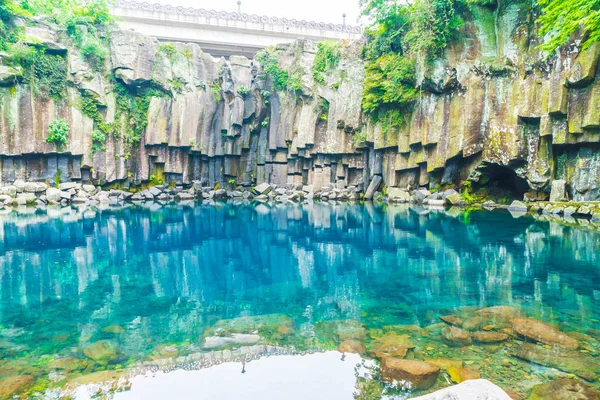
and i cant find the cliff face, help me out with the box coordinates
[0,0,599,201]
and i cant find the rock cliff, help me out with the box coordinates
[0,0,599,200]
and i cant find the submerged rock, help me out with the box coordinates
[338,340,366,354]
[82,340,120,364]
[442,326,472,347]
[512,343,599,381]
[447,366,481,383]
[50,357,91,372]
[425,359,463,371]
[0,375,35,398]
[511,318,579,350]
[474,306,522,329]
[203,334,261,349]
[101,324,126,334]
[439,315,464,327]
[528,378,600,400]
[471,331,509,343]
[462,316,485,331]
[380,358,440,389]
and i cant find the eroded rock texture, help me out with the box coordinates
[0,0,599,199]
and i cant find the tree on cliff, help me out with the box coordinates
[537,0,600,52]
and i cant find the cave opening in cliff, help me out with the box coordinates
[477,163,530,200]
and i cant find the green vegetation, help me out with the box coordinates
[352,130,368,147]
[537,0,600,53]
[91,129,106,153]
[362,53,418,124]
[114,82,167,149]
[237,86,249,97]
[256,48,304,93]
[317,98,330,122]
[20,50,68,101]
[157,42,179,62]
[46,119,69,149]
[210,80,222,102]
[80,36,107,72]
[312,41,341,84]
[256,49,289,91]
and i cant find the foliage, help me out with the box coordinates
[0,0,28,52]
[21,50,68,101]
[210,80,222,102]
[237,86,249,97]
[91,129,106,153]
[537,0,600,53]
[312,41,341,84]
[114,81,166,148]
[157,42,178,62]
[256,49,289,91]
[46,119,69,149]
[362,53,418,121]
[80,36,107,72]
[352,130,368,147]
[317,98,330,122]
[257,48,304,93]
[402,0,466,58]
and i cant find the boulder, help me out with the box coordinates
[149,186,162,197]
[528,378,600,400]
[387,187,411,203]
[549,180,567,202]
[445,192,463,205]
[176,192,195,200]
[253,183,273,195]
[442,326,472,347]
[15,193,36,205]
[338,340,366,354]
[0,185,17,197]
[46,188,62,203]
[380,358,440,389]
[511,318,579,350]
[59,182,79,191]
[508,200,528,212]
[411,379,512,400]
[364,175,382,200]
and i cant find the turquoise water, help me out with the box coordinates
[0,203,599,398]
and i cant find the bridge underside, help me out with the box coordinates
[112,4,362,59]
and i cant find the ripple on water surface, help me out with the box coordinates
[0,202,599,399]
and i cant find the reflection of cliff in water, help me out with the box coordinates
[0,203,599,343]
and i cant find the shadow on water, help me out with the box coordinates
[0,202,599,398]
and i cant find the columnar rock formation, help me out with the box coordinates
[0,0,599,200]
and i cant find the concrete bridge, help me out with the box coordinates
[112,1,363,58]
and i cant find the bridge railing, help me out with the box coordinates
[114,0,363,35]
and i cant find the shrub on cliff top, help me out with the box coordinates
[312,41,341,84]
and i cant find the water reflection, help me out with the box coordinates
[0,202,599,397]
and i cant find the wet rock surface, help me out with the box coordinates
[528,378,600,400]
[380,358,440,389]
[511,318,579,350]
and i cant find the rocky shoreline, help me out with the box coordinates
[1,179,599,220]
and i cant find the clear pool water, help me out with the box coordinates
[0,202,599,398]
